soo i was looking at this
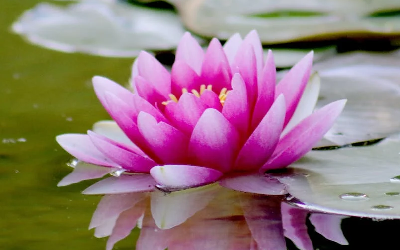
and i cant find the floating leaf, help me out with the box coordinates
[172,0,400,44]
[312,50,400,146]
[275,135,400,219]
[265,47,336,68]
[13,0,186,57]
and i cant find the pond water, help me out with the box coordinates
[3,1,400,250]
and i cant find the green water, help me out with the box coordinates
[1,1,139,249]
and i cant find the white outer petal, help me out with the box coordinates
[281,72,320,136]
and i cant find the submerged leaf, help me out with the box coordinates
[13,0,186,57]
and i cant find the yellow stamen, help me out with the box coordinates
[200,84,206,94]
[162,85,230,106]
[168,94,178,103]
[191,89,201,97]
[218,88,228,98]
[220,95,227,104]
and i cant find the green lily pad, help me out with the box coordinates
[12,0,186,57]
[275,135,400,219]
[312,50,400,146]
[266,46,336,68]
[172,0,400,44]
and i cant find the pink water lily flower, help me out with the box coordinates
[57,30,346,194]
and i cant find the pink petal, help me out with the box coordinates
[137,112,189,164]
[201,38,232,93]
[106,200,147,250]
[243,30,264,73]
[56,134,117,167]
[175,32,204,74]
[171,60,201,96]
[90,193,147,229]
[223,33,243,67]
[135,51,171,97]
[150,184,218,229]
[309,214,349,245]
[88,131,157,172]
[234,95,285,171]
[58,162,113,187]
[251,50,276,130]
[275,52,314,127]
[92,120,134,146]
[262,99,346,170]
[219,173,287,195]
[131,57,139,80]
[94,217,118,238]
[232,40,258,107]
[188,108,240,172]
[83,174,156,194]
[281,203,313,250]
[92,76,134,115]
[240,194,287,250]
[134,75,167,105]
[103,92,168,155]
[222,73,250,137]
[131,93,167,123]
[103,92,145,146]
[199,89,223,111]
[164,93,207,135]
[150,165,223,190]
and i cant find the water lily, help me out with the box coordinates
[56,30,346,194]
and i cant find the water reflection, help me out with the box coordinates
[87,184,347,250]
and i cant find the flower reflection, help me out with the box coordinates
[56,30,345,194]
[88,184,347,250]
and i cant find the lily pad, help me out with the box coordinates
[275,135,400,219]
[312,50,400,146]
[172,0,400,44]
[12,0,186,57]
[265,46,336,68]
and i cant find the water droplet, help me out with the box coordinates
[66,117,73,122]
[15,170,19,173]
[110,169,125,177]
[385,192,400,196]
[339,192,369,201]
[390,176,400,183]
[17,138,26,142]
[67,159,79,167]
[2,138,16,144]
[371,205,393,210]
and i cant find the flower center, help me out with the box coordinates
[162,84,229,105]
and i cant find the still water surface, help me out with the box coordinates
[2,1,400,250]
